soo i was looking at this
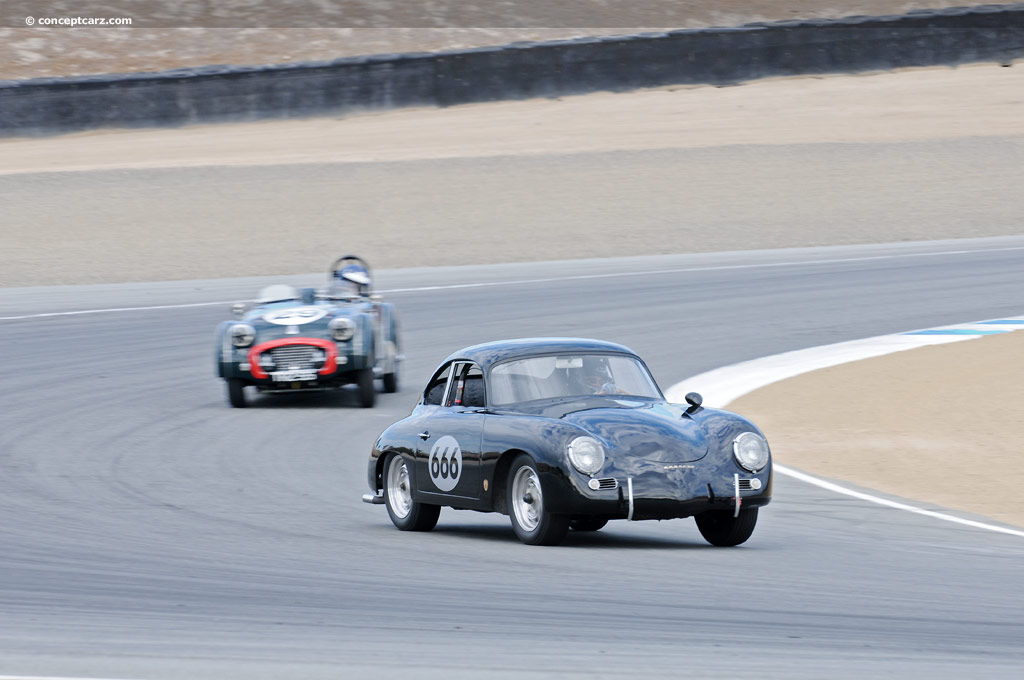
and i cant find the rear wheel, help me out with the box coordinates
[507,454,569,546]
[695,508,758,546]
[569,517,608,532]
[226,379,247,408]
[383,453,440,531]
[357,368,376,408]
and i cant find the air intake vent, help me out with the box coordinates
[737,479,753,490]
[597,478,618,490]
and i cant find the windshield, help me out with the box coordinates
[489,354,662,406]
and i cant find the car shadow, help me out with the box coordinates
[431,523,712,550]
[246,385,400,409]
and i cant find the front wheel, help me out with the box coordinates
[381,369,398,394]
[507,454,569,546]
[695,507,758,546]
[356,367,376,408]
[226,379,247,408]
[383,453,440,531]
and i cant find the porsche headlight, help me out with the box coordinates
[567,436,605,476]
[733,432,770,472]
[329,317,356,342]
[229,323,255,348]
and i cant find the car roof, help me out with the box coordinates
[441,338,640,372]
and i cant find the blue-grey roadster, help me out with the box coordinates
[215,256,400,408]
[363,338,772,545]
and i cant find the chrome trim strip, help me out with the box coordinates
[627,477,634,521]
[733,473,741,518]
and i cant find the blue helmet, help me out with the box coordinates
[334,263,372,297]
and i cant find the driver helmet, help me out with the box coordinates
[580,356,615,393]
[333,263,372,298]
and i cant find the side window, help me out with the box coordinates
[423,364,452,405]
[446,363,486,408]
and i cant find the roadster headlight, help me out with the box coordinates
[567,436,605,476]
[733,432,770,472]
[229,323,255,348]
[329,317,356,342]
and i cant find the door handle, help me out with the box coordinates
[418,431,430,440]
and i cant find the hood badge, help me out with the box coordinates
[664,464,695,470]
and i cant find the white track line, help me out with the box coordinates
[667,316,1024,537]
[776,464,1024,538]
[0,676,142,680]
[3,244,1023,322]
[0,300,240,321]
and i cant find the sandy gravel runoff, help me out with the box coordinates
[3,63,1024,174]
[2,62,1023,289]
[730,330,1024,529]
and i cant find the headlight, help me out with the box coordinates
[733,432,770,472]
[329,317,356,341]
[229,323,255,348]
[567,436,605,476]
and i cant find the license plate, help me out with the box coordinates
[271,369,317,382]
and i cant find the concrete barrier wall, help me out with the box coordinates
[1,4,1022,136]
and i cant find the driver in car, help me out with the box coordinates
[578,356,625,395]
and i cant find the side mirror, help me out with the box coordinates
[231,302,247,317]
[300,288,316,304]
[684,392,703,409]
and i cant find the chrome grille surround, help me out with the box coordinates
[737,479,753,490]
[597,478,618,490]
[268,345,318,370]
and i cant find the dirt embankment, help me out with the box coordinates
[0,1,1012,80]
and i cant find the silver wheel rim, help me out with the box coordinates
[386,456,413,519]
[511,465,542,533]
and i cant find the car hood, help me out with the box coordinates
[560,401,709,463]
[240,301,370,339]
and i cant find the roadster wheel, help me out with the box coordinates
[381,369,398,394]
[569,517,609,532]
[695,507,758,546]
[357,367,376,408]
[226,379,247,408]
[383,453,439,532]
[507,454,568,546]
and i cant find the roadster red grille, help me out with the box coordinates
[247,337,336,378]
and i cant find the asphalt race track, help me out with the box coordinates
[2,238,1024,679]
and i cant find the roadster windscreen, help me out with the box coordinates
[489,355,661,406]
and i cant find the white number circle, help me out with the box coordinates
[429,435,462,492]
[263,306,327,325]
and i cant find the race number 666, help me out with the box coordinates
[428,435,462,492]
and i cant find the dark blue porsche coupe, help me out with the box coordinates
[363,338,772,546]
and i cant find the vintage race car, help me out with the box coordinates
[215,256,400,408]
[363,338,772,546]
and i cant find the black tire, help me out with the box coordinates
[226,379,247,408]
[695,507,758,547]
[357,367,376,408]
[506,454,569,546]
[569,517,609,532]
[381,370,398,394]
[383,453,440,532]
